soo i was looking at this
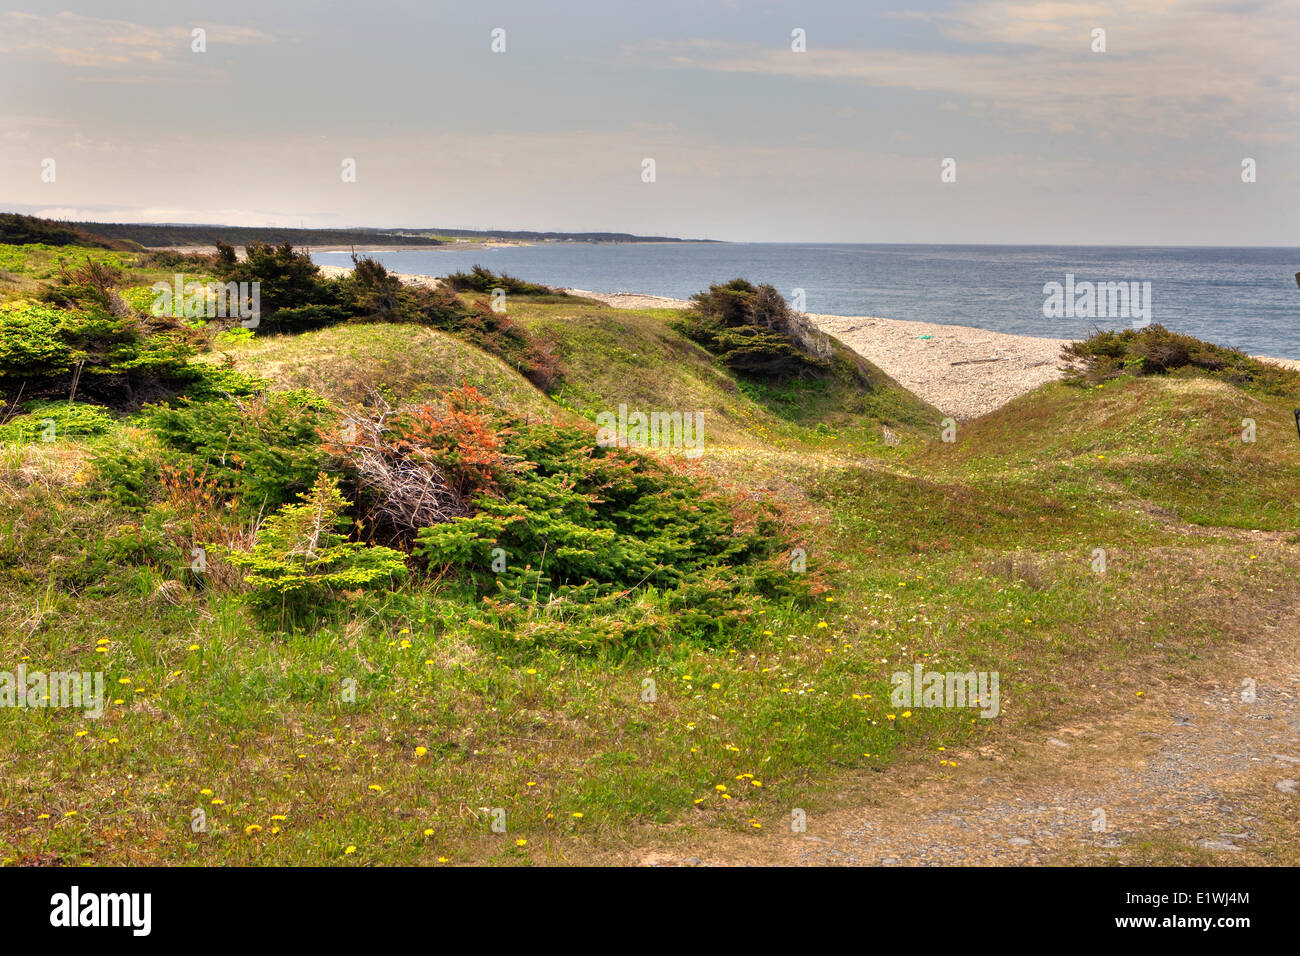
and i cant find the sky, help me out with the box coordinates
[1,0,1297,244]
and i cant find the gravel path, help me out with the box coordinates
[618,595,1300,868]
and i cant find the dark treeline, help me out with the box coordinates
[63,221,447,249]
[0,213,138,250]
[2,213,705,249]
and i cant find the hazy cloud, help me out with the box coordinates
[0,11,273,69]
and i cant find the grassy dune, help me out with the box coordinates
[2,247,1298,865]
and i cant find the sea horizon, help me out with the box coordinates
[313,242,1300,360]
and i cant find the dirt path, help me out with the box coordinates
[612,631,1299,867]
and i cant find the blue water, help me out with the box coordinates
[312,243,1300,359]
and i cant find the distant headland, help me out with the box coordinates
[0,212,714,251]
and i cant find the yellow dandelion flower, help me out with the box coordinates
[344,845,357,855]
[515,838,527,847]
[245,824,262,834]
[415,746,428,757]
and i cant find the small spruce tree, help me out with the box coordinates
[226,473,407,616]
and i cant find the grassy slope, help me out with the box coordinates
[3,272,1299,865]
[0,244,145,303]
[220,323,560,419]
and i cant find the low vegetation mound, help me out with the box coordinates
[672,279,833,379]
[0,213,138,251]
[0,298,253,409]
[442,265,568,298]
[1063,324,1298,396]
[212,245,561,389]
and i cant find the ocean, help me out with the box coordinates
[311,243,1300,359]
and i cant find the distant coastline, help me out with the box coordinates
[45,217,713,251]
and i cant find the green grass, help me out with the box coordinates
[502,294,939,455]
[0,244,178,303]
[218,322,561,418]
[4,282,1300,865]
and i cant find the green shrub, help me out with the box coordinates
[213,240,342,330]
[672,279,833,379]
[140,391,331,516]
[0,301,218,408]
[265,304,353,331]
[1063,324,1299,395]
[0,302,78,376]
[442,265,563,296]
[225,473,407,618]
[36,257,129,313]
[414,418,804,652]
[0,401,115,445]
[214,326,255,348]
